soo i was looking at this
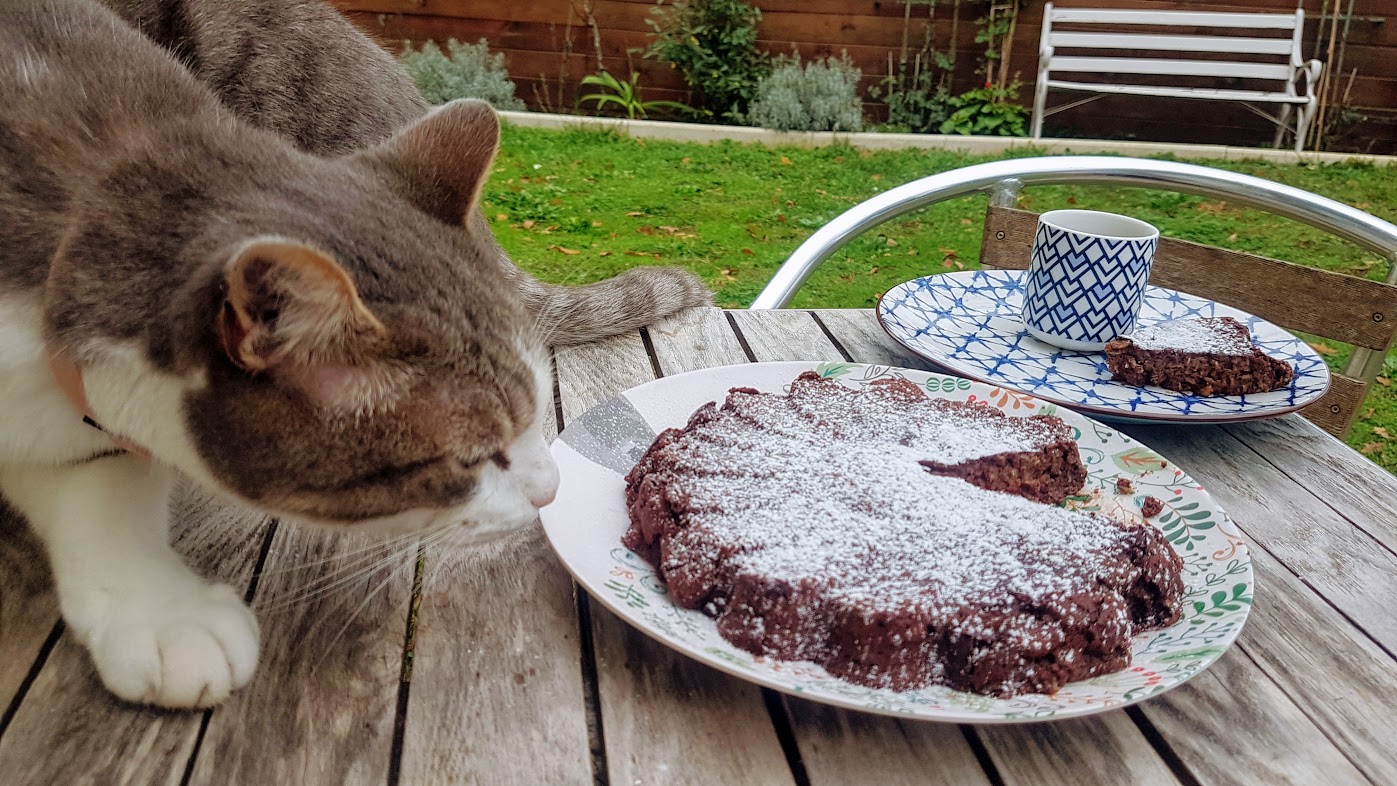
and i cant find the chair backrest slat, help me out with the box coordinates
[1047,9,1300,30]
[980,207,1397,350]
[979,207,1397,437]
[1048,32,1297,57]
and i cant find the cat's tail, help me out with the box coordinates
[510,264,714,347]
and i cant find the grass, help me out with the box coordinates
[482,123,1397,471]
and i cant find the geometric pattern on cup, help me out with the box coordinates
[1023,221,1158,346]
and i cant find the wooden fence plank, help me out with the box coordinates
[554,327,794,786]
[0,486,269,786]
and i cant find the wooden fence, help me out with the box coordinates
[333,0,1396,154]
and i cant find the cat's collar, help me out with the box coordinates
[46,350,151,459]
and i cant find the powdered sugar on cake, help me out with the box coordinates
[623,373,1186,696]
[1127,318,1254,355]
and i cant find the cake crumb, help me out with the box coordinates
[1141,496,1164,517]
[1116,478,1134,494]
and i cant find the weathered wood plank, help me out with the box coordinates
[0,485,270,786]
[0,504,57,720]
[555,327,794,786]
[815,307,1395,782]
[1121,422,1397,655]
[1229,543,1397,785]
[725,309,995,784]
[725,309,843,362]
[187,522,410,785]
[803,308,1181,785]
[399,388,594,785]
[646,306,751,375]
[979,713,1180,786]
[783,698,993,786]
[811,309,943,371]
[1222,416,1397,555]
[399,528,594,785]
[1138,646,1371,786]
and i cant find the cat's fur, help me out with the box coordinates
[101,0,713,345]
[0,0,609,708]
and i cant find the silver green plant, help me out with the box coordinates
[398,39,527,110]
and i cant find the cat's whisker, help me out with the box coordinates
[307,545,423,675]
[304,524,459,673]
[260,535,426,614]
[253,529,422,578]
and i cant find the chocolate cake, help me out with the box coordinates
[623,372,1184,697]
[1104,317,1294,396]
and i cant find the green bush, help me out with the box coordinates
[398,39,527,110]
[645,0,769,121]
[939,85,1029,136]
[747,56,864,133]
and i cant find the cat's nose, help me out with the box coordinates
[528,486,557,509]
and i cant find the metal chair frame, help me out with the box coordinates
[750,156,1397,407]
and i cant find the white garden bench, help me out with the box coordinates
[1031,4,1323,153]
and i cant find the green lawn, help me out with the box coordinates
[483,123,1397,471]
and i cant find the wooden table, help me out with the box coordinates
[3,307,1396,785]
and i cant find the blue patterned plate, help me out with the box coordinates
[877,270,1330,423]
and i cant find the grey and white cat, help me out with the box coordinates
[1,0,707,709]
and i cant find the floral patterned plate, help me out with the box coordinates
[877,269,1330,424]
[539,361,1253,723]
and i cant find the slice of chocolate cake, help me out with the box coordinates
[623,372,1184,697]
[1104,316,1294,396]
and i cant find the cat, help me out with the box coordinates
[101,0,713,345]
[0,0,629,710]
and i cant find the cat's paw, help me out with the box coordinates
[85,582,260,709]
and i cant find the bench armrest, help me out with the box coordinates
[1298,59,1323,98]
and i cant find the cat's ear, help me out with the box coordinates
[360,99,500,228]
[218,238,385,373]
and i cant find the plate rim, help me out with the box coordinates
[541,359,1254,724]
[876,270,1332,425]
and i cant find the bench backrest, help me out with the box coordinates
[1040,4,1305,91]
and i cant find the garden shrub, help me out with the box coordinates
[399,39,527,110]
[645,0,769,121]
[747,56,864,133]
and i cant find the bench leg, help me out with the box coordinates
[1031,82,1048,139]
[1295,99,1318,154]
[1272,104,1293,149]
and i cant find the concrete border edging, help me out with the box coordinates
[497,110,1396,166]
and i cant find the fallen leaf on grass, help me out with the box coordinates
[636,225,654,236]
[721,268,738,281]
[625,211,645,217]
[741,248,755,255]
[522,219,535,229]
[960,218,973,226]
[495,213,508,221]
[780,156,792,166]
[1374,426,1391,439]
[624,250,661,259]
[591,220,603,227]
[1307,341,1339,356]
[868,266,880,275]
[1378,376,1391,387]
[871,173,882,181]
[549,245,581,255]
[1361,442,1384,455]
[599,251,612,256]
[885,237,898,247]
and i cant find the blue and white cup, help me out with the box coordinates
[1021,209,1159,352]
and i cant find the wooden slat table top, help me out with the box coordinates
[2,306,1396,786]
